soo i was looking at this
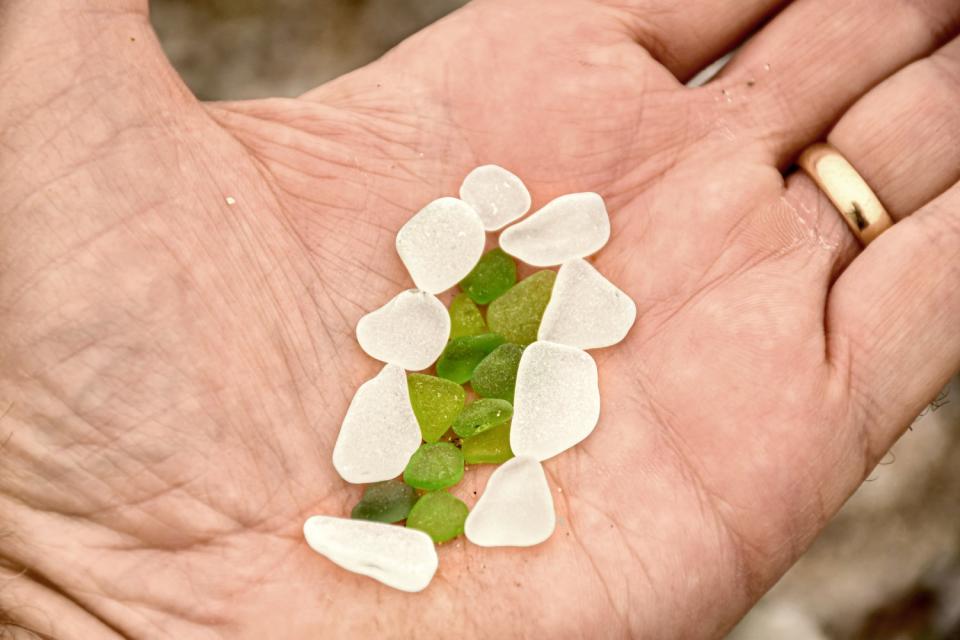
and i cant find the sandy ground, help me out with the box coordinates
[151,2,960,637]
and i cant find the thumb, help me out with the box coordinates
[1,0,193,122]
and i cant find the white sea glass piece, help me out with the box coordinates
[395,197,486,293]
[303,515,438,592]
[499,192,610,266]
[510,341,600,461]
[459,165,532,231]
[356,289,449,371]
[538,258,637,349]
[332,364,423,483]
[464,456,555,547]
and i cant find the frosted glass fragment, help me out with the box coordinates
[464,456,555,547]
[499,192,610,266]
[403,442,465,490]
[448,292,487,339]
[396,197,486,293]
[510,341,600,461]
[461,422,513,464]
[486,270,555,346]
[303,515,438,592]
[459,165,532,231]
[407,374,466,443]
[459,248,517,304]
[436,333,505,384]
[452,398,513,438]
[332,364,423,483]
[356,290,449,371]
[471,343,523,402]
[351,480,418,523]
[406,491,469,543]
[538,259,637,349]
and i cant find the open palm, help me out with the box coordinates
[3,0,960,637]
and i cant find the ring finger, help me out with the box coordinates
[783,33,960,475]
[786,33,960,266]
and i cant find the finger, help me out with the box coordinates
[601,0,790,81]
[782,33,960,277]
[825,179,960,466]
[827,36,960,220]
[719,0,960,167]
[2,0,186,110]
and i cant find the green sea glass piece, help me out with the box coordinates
[471,343,523,402]
[461,422,514,464]
[452,398,513,438]
[407,374,466,443]
[403,442,465,491]
[458,248,517,305]
[406,491,469,544]
[486,270,556,345]
[350,480,418,523]
[448,292,487,339]
[436,333,505,384]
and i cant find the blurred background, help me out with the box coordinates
[150,2,960,638]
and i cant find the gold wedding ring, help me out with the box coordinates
[798,143,893,245]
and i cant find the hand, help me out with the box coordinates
[2,0,959,637]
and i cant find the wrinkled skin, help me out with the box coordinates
[2,1,960,638]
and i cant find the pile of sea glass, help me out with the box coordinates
[303,166,637,592]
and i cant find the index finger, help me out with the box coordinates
[595,0,790,81]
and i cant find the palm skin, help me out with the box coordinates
[0,1,931,638]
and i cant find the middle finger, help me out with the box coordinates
[717,0,960,168]
[784,32,960,276]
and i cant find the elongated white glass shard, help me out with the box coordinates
[510,341,600,461]
[499,192,609,266]
[459,165,532,231]
[332,364,423,483]
[538,259,637,349]
[396,197,486,293]
[464,455,555,547]
[303,515,438,592]
[356,289,449,371]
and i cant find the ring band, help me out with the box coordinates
[798,143,893,245]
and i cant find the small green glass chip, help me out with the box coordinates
[486,270,556,345]
[406,491,469,543]
[471,343,523,402]
[459,248,517,305]
[403,442,465,491]
[407,374,466,443]
[452,398,513,439]
[436,333,505,384]
[449,292,487,340]
[461,422,514,464]
[350,480,419,523]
